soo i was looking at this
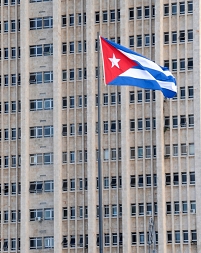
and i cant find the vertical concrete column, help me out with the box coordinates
[86,0,97,252]
[120,0,131,252]
[193,1,201,252]
[155,1,167,252]
[53,0,62,252]
[20,1,30,252]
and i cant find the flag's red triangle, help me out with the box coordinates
[100,37,137,84]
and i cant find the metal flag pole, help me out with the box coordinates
[97,32,103,253]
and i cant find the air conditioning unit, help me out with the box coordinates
[147,211,152,216]
[190,209,195,214]
[35,217,42,222]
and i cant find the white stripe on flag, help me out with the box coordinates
[119,50,163,73]
[157,80,177,92]
[119,68,155,80]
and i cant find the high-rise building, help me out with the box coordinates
[0,0,200,252]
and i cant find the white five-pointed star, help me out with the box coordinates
[108,53,120,68]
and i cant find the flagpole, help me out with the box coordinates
[97,32,103,253]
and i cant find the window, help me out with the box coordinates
[180,2,185,14]
[112,233,117,245]
[111,121,116,132]
[145,90,150,102]
[138,118,143,130]
[173,173,179,185]
[145,118,150,130]
[172,116,178,128]
[167,231,172,243]
[188,58,193,70]
[144,6,149,18]
[110,93,116,105]
[146,175,151,186]
[182,201,187,214]
[174,201,179,214]
[180,87,185,99]
[172,31,177,44]
[166,202,172,214]
[110,10,115,22]
[104,177,109,189]
[130,119,135,131]
[70,179,75,191]
[11,47,16,59]
[129,8,134,20]
[139,232,144,244]
[111,177,116,188]
[181,144,187,155]
[69,69,74,80]
[29,181,43,193]
[104,205,109,217]
[130,175,135,187]
[165,145,170,156]
[164,4,169,16]
[11,128,16,140]
[172,3,177,15]
[4,21,8,32]
[188,1,193,13]
[4,129,9,140]
[137,90,142,102]
[164,32,169,44]
[11,238,16,250]
[180,59,185,70]
[180,173,186,186]
[30,18,42,30]
[95,12,99,23]
[30,72,42,84]
[130,147,135,159]
[190,172,195,184]
[111,149,116,160]
[43,153,53,165]
[29,45,43,57]
[30,238,42,249]
[190,201,196,213]
[44,181,54,192]
[103,93,108,105]
[69,14,74,26]
[44,237,54,248]
[138,147,143,158]
[164,60,169,68]
[137,35,142,47]
[4,48,8,59]
[103,11,108,22]
[145,146,151,158]
[11,156,16,167]
[103,121,108,133]
[44,44,53,55]
[129,91,134,103]
[138,175,143,187]
[137,7,142,19]
[164,116,170,128]
[180,115,186,127]
[43,17,53,28]
[30,126,42,138]
[105,234,110,246]
[69,96,74,108]
[189,115,194,127]
[44,125,53,137]
[175,231,180,243]
[189,143,194,156]
[44,71,53,83]
[62,180,67,191]
[173,144,178,156]
[191,230,197,242]
[165,173,171,185]
[188,86,193,98]
[112,205,117,217]
[188,29,193,41]
[172,59,177,71]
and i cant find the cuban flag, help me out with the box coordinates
[99,36,177,99]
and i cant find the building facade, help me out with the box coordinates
[0,0,199,252]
